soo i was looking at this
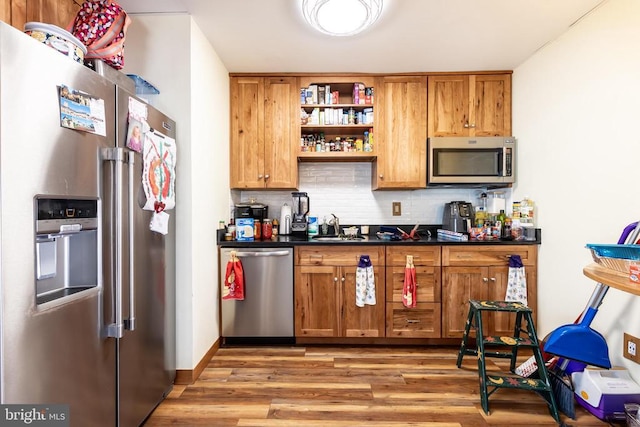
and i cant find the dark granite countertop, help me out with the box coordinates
[218,225,542,248]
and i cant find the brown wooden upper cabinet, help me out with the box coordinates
[427,74,512,137]
[1,0,80,32]
[230,76,299,189]
[372,76,427,189]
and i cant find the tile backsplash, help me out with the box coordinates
[231,163,510,226]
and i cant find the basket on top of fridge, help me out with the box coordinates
[586,243,640,274]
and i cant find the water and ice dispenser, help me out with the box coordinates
[35,197,99,304]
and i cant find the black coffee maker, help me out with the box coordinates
[442,201,474,233]
[291,192,309,237]
[234,202,268,222]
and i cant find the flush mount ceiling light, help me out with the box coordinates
[302,0,383,37]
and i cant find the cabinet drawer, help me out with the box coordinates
[386,265,440,303]
[442,245,537,267]
[386,303,441,338]
[296,246,384,266]
[385,246,441,266]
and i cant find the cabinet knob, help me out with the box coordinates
[470,124,476,128]
[334,277,338,282]
[464,123,469,128]
[482,277,489,282]
[341,277,345,282]
[406,319,420,324]
[379,174,384,179]
[264,174,270,180]
[258,174,263,179]
[490,277,496,282]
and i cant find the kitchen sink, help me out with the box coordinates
[311,236,365,242]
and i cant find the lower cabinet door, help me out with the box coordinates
[294,265,339,337]
[342,266,385,337]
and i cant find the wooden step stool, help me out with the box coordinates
[456,300,560,424]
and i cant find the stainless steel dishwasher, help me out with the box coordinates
[220,247,294,345]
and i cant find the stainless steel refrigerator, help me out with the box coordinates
[0,22,176,426]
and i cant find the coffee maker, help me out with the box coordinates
[234,202,268,222]
[291,192,309,237]
[442,201,474,233]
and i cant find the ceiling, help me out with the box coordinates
[116,0,606,73]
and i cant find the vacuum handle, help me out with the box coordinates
[618,222,639,244]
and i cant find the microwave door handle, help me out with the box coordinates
[501,148,506,177]
[503,147,513,177]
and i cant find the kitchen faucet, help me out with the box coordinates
[331,213,340,235]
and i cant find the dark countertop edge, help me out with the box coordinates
[218,229,542,248]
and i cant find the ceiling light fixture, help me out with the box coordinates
[302,0,383,37]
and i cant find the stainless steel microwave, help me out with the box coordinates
[427,137,516,185]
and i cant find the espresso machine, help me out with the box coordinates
[291,192,309,237]
[442,201,474,233]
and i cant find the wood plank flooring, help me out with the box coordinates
[143,346,614,427]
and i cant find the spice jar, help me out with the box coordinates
[253,220,262,240]
[262,219,273,240]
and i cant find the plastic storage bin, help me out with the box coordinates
[126,74,159,105]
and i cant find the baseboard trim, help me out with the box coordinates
[174,338,220,384]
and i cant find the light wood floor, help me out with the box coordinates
[144,346,614,427]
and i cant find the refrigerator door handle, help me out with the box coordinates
[124,151,136,331]
[103,147,125,339]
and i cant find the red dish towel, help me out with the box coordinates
[223,251,245,300]
[402,255,417,308]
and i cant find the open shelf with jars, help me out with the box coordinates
[299,76,375,161]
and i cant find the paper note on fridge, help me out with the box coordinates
[58,85,106,136]
[142,131,176,211]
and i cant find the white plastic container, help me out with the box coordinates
[24,22,87,63]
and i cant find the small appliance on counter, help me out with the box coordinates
[442,201,474,233]
[279,203,292,235]
[291,192,309,237]
[234,201,268,223]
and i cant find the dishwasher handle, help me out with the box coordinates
[234,250,291,257]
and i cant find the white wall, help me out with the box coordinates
[513,0,640,374]
[123,14,228,370]
[189,21,229,366]
[239,163,497,227]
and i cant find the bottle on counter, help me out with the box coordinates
[262,219,273,240]
[254,220,262,240]
[502,216,513,240]
[272,219,279,237]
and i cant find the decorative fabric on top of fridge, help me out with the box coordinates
[67,0,131,69]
